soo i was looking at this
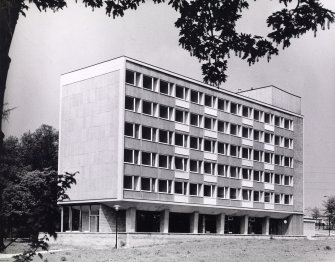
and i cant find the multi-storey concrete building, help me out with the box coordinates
[59,56,303,235]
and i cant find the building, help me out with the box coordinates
[59,56,303,235]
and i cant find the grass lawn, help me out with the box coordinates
[2,238,335,262]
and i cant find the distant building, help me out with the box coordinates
[58,56,303,235]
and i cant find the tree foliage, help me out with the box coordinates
[310,206,321,220]
[323,195,335,229]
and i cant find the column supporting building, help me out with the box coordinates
[262,216,270,235]
[216,213,225,234]
[240,215,248,235]
[126,207,136,233]
[160,209,169,233]
[190,212,199,234]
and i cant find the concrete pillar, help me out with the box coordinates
[262,216,270,235]
[216,213,225,234]
[286,214,303,235]
[160,209,169,233]
[126,207,136,233]
[240,215,248,235]
[60,206,64,232]
[190,212,199,234]
[69,207,73,231]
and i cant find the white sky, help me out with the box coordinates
[4,0,335,210]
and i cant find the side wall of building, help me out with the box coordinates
[59,70,122,201]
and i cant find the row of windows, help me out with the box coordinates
[124,176,294,205]
[125,70,294,130]
[124,149,294,184]
[125,97,294,149]
[124,133,294,168]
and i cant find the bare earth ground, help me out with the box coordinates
[2,238,335,262]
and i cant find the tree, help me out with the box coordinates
[0,0,334,151]
[0,125,60,253]
[323,195,335,230]
[1,170,76,261]
[311,206,321,220]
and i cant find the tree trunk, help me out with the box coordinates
[0,0,21,252]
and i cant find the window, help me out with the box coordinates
[204,139,215,153]
[275,135,281,146]
[204,94,215,108]
[159,80,169,95]
[284,119,290,129]
[284,138,290,148]
[254,110,261,121]
[189,183,200,196]
[217,187,227,198]
[190,160,200,173]
[190,113,200,127]
[275,174,281,184]
[175,109,187,124]
[158,180,172,193]
[242,189,252,201]
[190,136,201,150]
[190,90,201,104]
[204,185,215,197]
[275,194,281,204]
[217,98,226,111]
[230,102,239,115]
[124,176,138,190]
[254,191,260,202]
[125,96,135,111]
[284,176,291,186]
[159,105,170,119]
[204,162,215,175]
[274,116,281,127]
[253,171,262,182]
[253,150,262,162]
[242,106,251,118]
[264,192,271,203]
[175,133,188,147]
[142,101,154,115]
[141,152,156,166]
[217,164,227,177]
[264,132,273,144]
[254,130,262,142]
[230,188,238,199]
[143,75,153,90]
[176,85,187,100]
[124,149,139,164]
[284,195,291,205]
[125,70,135,85]
[284,157,293,167]
[158,129,170,144]
[124,122,140,138]
[230,145,240,157]
[141,177,155,192]
[242,168,251,180]
[242,127,251,139]
[230,166,239,178]
[242,147,251,160]
[158,155,169,169]
[174,157,187,171]
[204,117,215,130]
[264,113,272,124]
[218,142,227,155]
[217,120,228,133]
[274,155,281,165]
[230,124,240,136]
[142,126,156,141]
[264,172,272,183]
[174,181,187,195]
[264,152,273,164]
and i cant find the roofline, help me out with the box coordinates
[61,55,303,118]
[237,85,302,99]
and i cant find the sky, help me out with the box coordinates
[3,0,335,210]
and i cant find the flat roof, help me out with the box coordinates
[62,55,303,118]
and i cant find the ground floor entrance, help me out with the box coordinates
[59,203,303,235]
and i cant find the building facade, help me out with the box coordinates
[59,56,303,235]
